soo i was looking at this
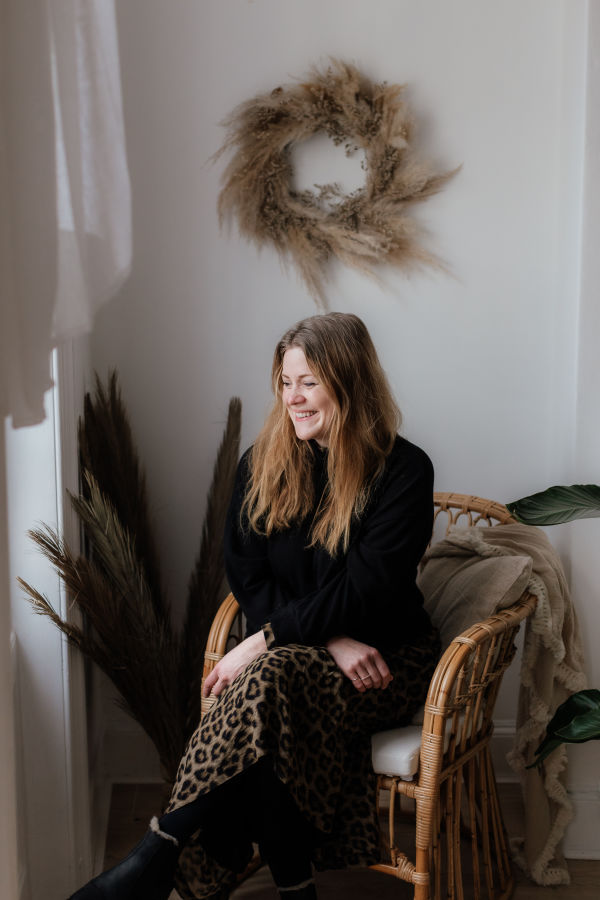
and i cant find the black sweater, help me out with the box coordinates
[223,436,434,652]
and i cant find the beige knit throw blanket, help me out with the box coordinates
[423,523,586,886]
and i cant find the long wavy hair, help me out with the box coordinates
[243,313,401,556]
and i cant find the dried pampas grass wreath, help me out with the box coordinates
[215,60,458,306]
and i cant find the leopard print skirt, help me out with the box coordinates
[167,631,439,899]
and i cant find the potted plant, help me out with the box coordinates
[507,485,600,766]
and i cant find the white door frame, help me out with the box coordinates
[5,337,92,899]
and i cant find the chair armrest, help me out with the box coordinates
[201,592,240,718]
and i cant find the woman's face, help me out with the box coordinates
[281,347,336,447]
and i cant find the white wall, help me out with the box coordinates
[89,0,599,856]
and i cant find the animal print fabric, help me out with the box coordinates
[167,632,439,899]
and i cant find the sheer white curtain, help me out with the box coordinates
[0,0,131,427]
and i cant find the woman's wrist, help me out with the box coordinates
[251,629,267,652]
[325,634,345,649]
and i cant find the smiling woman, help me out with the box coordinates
[244,313,405,556]
[69,312,439,900]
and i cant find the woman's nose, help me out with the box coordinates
[287,387,304,405]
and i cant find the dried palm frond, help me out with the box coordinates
[69,472,162,632]
[19,577,87,649]
[180,397,242,737]
[78,371,165,618]
[19,518,185,782]
[20,372,244,784]
[215,59,458,306]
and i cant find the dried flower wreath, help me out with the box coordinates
[215,60,457,305]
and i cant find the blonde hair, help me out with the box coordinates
[243,313,401,555]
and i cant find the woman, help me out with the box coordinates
[70,313,439,900]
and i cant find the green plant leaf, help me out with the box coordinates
[528,689,600,768]
[553,690,600,743]
[527,737,564,767]
[507,485,600,525]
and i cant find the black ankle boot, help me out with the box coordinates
[68,817,180,900]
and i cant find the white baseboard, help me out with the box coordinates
[563,789,600,859]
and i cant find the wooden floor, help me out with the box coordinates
[104,782,598,899]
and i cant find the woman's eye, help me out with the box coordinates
[304,382,316,388]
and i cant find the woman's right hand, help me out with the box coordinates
[325,635,392,692]
[202,630,267,699]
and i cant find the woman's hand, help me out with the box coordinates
[326,635,392,692]
[202,630,267,699]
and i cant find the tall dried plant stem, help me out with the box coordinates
[19,372,244,785]
[180,397,242,737]
[79,371,165,619]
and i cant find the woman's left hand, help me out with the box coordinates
[326,635,392,692]
[202,630,267,699]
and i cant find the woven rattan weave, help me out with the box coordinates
[202,493,537,899]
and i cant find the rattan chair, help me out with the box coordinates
[201,493,537,900]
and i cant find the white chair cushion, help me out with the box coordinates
[371,726,422,779]
[372,713,476,780]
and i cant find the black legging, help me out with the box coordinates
[158,757,315,891]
